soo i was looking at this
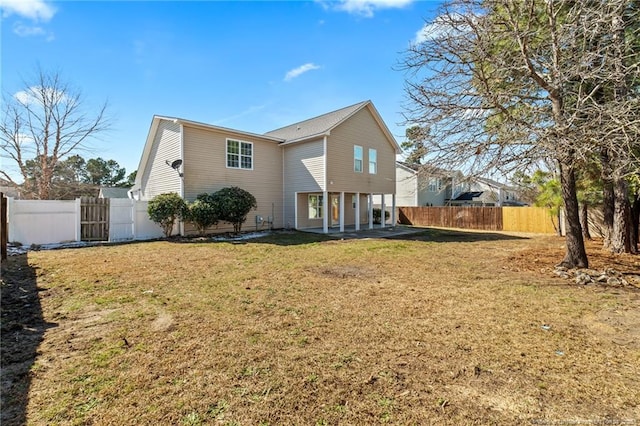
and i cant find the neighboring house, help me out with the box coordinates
[130,100,400,234]
[392,162,524,207]
[449,177,525,207]
[391,161,464,206]
[98,187,131,199]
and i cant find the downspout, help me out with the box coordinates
[282,145,285,229]
[179,123,185,236]
[323,135,328,234]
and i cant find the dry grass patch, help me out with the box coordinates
[2,229,639,425]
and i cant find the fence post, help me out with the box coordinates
[1,193,7,261]
[131,199,137,240]
[75,198,82,242]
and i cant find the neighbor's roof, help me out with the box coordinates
[454,191,484,201]
[99,187,131,198]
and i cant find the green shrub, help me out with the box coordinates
[187,195,219,236]
[147,192,188,237]
[373,208,390,224]
[211,186,257,233]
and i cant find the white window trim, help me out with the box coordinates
[354,145,363,173]
[308,194,324,219]
[368,148,377,174]
[226,138,254,170]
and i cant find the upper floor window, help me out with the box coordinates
[428,177,442,192]
[369,148,377,174]
[354,145,363,173]
[227,139,253,170]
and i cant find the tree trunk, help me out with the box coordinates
[558,163,588,268]
[611,176,631,254]
[580,203,591,240]
[631,189,639,254]
[600,149,614,248]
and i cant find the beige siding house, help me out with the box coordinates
[131,101,400,234]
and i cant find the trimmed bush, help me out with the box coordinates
[373,208,390,224]
[187,195,219,236]
[147,192,188,237]
[211,186,257,233]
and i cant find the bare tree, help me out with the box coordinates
[400,0,640,267]
[0,68,110,199]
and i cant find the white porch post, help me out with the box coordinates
[391,194,396,227]
[294,192,298,230]
[368,194,374,229]
[339,192,345,232]
[322,191,329,234]
[381,194,386,229]
[355,192,360,231]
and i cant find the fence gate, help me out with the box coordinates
[81,197,109,241]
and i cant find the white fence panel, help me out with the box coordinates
[110,198,135,242]
[8,198,80,246]
[134,201,164,240]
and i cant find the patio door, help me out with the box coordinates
[331,194,340,227]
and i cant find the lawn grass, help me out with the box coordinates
[2,229,639,425]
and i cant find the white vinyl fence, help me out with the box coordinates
[7,198,163,246]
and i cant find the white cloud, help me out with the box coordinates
[14,86,67,106]
[213,104,267,126]
[412,13,466,45]
[318,0,413,18]
[13,21,44,36]
[12,21,55,39]
[0,0,56,22]
[284,63,321,82]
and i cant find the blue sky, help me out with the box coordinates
[1,0,442,180]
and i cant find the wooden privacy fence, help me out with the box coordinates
[398,206,558,234]
[80,197,109,241]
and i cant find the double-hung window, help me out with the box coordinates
[368,148,377,174]
[428,177,442,192]
[354,145,363,173]
[308,194,324,219]
[227,139,253,170]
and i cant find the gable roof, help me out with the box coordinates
[266,101,368,141]
[266,100,400,152]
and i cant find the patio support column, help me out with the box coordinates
[339,191,345,232]
[391,193,396,227]
[355,192,360,231]
[368,194,374,229]
[322,191,329,234]
[381,194,386,229]
[294,192,298,230]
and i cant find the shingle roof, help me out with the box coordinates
[265,100,370,142]
[454,191,484,201]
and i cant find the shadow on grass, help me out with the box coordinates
[1,254,57,426]
[164,227,528,247]
[243,227,527,246]
[389,227,529,243]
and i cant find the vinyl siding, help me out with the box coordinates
[140,120,182,199]
[396,166,418,206]
[282,139,324,228]
[182,125,284,231]
[325,107,396,195]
